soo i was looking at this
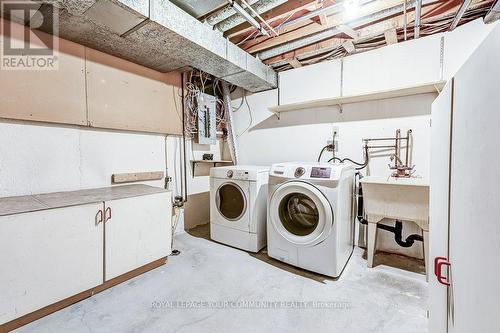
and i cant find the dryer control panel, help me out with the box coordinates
[226,169,250,180]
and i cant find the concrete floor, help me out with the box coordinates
[16,225,428,333]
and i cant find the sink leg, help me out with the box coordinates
[367,222,378,268]
[423,230,429,281]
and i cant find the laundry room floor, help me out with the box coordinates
[16,225,428,333]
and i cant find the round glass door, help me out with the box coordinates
[279,193,319,236]
[269,181,333,246]
[216,183,247,221]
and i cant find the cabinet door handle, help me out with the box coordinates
[95,209,104,225]
[434,256,451,286]
[105,207,112,222]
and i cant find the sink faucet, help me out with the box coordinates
[389,154,414,178]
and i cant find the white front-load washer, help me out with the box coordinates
[267,162,355,277]
[210,165,269,252]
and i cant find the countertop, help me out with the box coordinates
[0,185,170,216]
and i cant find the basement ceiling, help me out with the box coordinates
[0,0,277,92]
[195,0,497,71]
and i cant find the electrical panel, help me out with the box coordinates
[196,93,217,145]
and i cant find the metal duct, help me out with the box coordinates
[221,81,239,165]
[484,0,500,23]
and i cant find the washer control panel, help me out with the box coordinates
[310,167,332,179]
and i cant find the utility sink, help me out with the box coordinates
[360,176,429,230]
[359,176,430,269]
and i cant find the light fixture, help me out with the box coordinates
[228,0,269,36]
[343,0,360,18]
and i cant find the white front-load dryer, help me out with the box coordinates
[267,162,355,277]
[210,165,269,252]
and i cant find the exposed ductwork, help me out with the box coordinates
[18,0,277,92]
[484,0,500,23]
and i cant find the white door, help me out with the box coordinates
[0,203,104,324]
[447,25,500,333]
[210,178,250,232]
[104,192,171,281]
[429,80,453,333]
[269,181,333,246]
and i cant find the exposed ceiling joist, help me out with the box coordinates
[342,40,356,53]
[245,0,405,54]
[257,0,435,60]
[337,24,359,38]
[384,28,399,44]
[287,58,303,67]
[267,0,491,69]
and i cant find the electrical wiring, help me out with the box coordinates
[184,69,230,140]
[236,92,252,138]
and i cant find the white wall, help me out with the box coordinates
[0,120,167,197]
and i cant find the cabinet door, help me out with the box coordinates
[0,203,104,324]
[86,48,183,135]
[448,25,500,333]
[104,192,171,280]
[429,80,453,333]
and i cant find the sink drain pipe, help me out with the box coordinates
[355,173,423,248]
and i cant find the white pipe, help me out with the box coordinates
[227,0,269,36]
[415,0,422,38]
[484,1,500,24]
[450,0,472,30]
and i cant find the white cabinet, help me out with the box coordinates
[429,24,500,332]
[0,185,172,329]
[0,203,104,324]
[105,192,172,280]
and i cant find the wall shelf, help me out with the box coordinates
[190,160,233,175]
[269,80,447,114]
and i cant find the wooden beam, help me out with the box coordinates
[342,40,356,53]
[264,38,345,65]
[337,24,359,38]
[264,1,458,66]
[384,28,399,44]
[287,58,303,68]
[112,171,164,184]
[319,13,329,25]
[243,0,404,54]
